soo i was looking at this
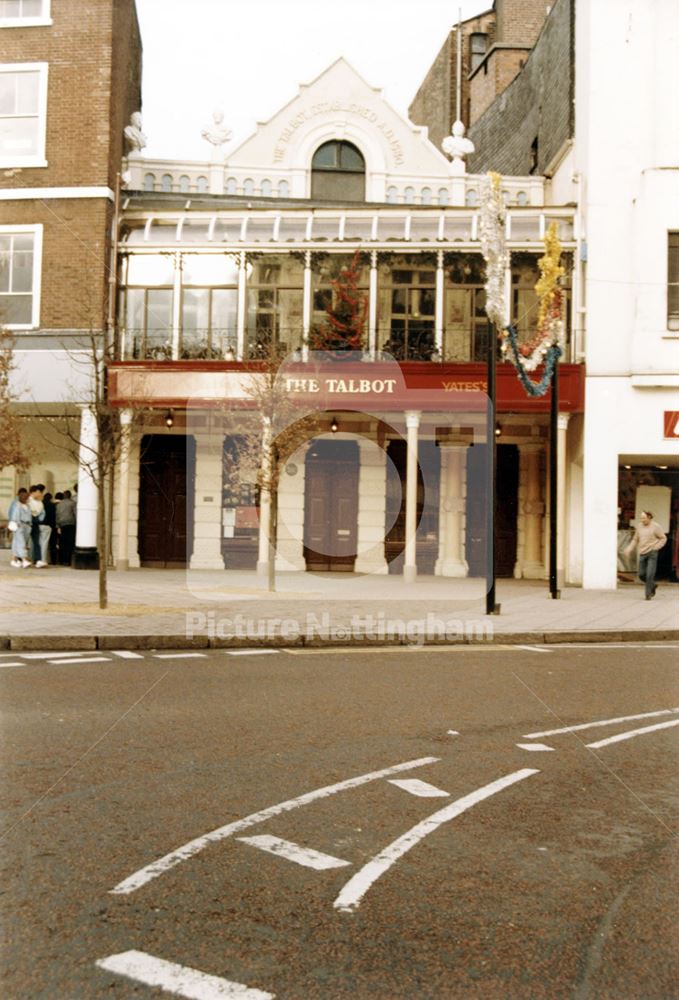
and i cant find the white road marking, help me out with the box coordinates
[0,662,23,668]
[516,645,551,653]
[524,707,679,739]
[586,718,679,749]
[112,650,144,659]
[225,649,279,656]
[110,755,440,895]
[19,651,97,659]
[153,653,207,660]
[447,730,460,736]
[237,834,350,870]
[47,656,111,665]
[333,768,540,913]
[388,778,450,797]
[516,743,555,752]
[96,950,273,999]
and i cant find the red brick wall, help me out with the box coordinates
[496,0,549,46]
[0,199,112,330]
[2,0,142,189]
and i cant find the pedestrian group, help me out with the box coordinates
[7,485,77,569]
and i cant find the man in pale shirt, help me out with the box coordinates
[625,510,667,600]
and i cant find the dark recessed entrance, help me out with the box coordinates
[466,443,519,578]
[139,434,195,567]
[304,439,359,571]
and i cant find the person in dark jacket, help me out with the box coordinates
[56,489,77,566]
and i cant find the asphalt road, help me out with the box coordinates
[1,642,678,1000]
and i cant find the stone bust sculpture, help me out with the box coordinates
[442,120,475,166]
[124,111,147,154]
[201,110,232,158]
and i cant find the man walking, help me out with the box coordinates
[625,510,667,599]
[56,489,77,566]
[28,484,51,568]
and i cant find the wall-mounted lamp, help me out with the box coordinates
[330,417,338,433]
[165,409,174,428]
[495,425,502,437]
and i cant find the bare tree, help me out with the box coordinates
[0,327,30,473]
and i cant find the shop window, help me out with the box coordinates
[0,224,41,327]
[222,436,259,569]
[378,254,436,360]
[311,140,365,202]
[443,253,487,362]
[0,62,48,167]
[247,253,304,357]
[668,232,679,331]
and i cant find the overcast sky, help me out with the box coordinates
[134,0,489,161]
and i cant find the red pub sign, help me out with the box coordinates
[664,411,679,438]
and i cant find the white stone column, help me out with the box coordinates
[115,409,132,570]
[355,437,389,574]
[557,413,570,589]
[435,443,468,577]
[275,446,306,571]
[73,406,99,569]
[403,411,420,583]
[237,251,247,360]
[368,251,378,358]
[435,249,444,355]
[516,443,545,579]
[189,424,224,570]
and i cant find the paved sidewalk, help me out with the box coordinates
[1,559,677,649]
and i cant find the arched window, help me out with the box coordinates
[386,186,398,204]
[178,175,190,193]
[465,188,478,207]
[161,173,173,193]
[311,140,365,202]
[225,177,237,195]
[260,179,272,197]
[243,178,254,196]
[143,173,155,192]
[277,179,290,198]
[404,186,415,205]
[437,187,449,206]
[516,190,528,206]
[420,187,432,205]
[196,176,208,193]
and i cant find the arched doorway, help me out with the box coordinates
[303,439,360,570]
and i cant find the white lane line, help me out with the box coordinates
[333,768,540,913]
[112,650,144,659]
[524,707,679,739]
[0,662,23,668]
[388,778,450,798]
[110,755,439,895]
[516,645,551,653]
[19,651,97,659]
[47,656,111,665]
[153,653,207,660]
[225,649,279,656]
[516,743,555,752]
[96,950,273,999]
[447,730,460,736]
[237,834,350,870]
[586,718,679,750]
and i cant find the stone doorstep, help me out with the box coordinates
[6,630,679,651]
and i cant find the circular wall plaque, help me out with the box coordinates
[285,463,298,476]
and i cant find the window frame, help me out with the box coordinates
[0,61,49,167]
[0,0,52,27]
[0,222,42,329]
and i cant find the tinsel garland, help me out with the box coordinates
[479,172,508,328]
[502,324,561,397]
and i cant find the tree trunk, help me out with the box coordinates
[97,471,108,609]
[266,447,278,593]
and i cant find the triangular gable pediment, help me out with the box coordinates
[226,57,450,179]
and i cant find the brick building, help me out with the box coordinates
[1,0,142,563]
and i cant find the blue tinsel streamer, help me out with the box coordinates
[503,324,561,398]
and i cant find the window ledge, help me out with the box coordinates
[0,158,48,169]
[0,17,53,27]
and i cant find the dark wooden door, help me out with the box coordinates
[139,434,195,567]
[465,443,518,578]
[304,440,359,571]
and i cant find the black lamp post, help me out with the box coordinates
[486,321,500,615]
